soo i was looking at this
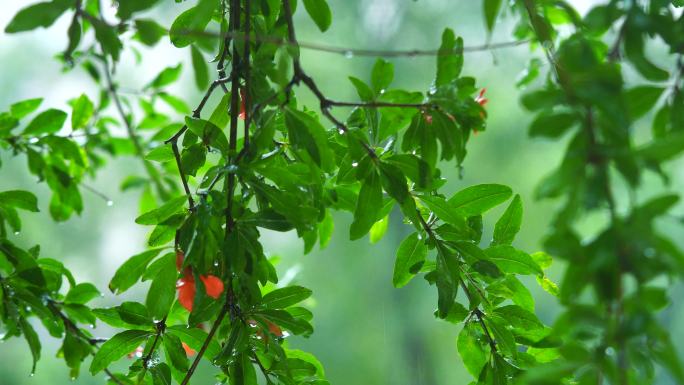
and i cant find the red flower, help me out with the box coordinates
[238,88,246,120]
[475,88,488,106]
[175,250,224,312]
[177,275,196,312]
[182,342,196,356]
[200,275,224,298]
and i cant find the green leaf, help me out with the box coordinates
[392,232,427,288]
[283,348,326,377]
[5,1,70,33]
[163,334,189,372]
[638,131,684,162]
[350,171,383,240]
[318,210,334,249]
[379,161,410,204]
[109,248,163,294]
[257,309,313,336]
[89,330,152,374]
[71,94,94,130]
[135,196,187,225]
[0,190,39,212]
[134,19,166,46]
[492,194,523,246]
[94,302,155,330]
[484,315,517,358]
[485,245,543,276]
[303,0,332,32]
[625,86,665,120]
[419,195,466,228]
[190,45,209,90]
[167,325,220,362]
[262,286,312,309]
[116,0,161,20]
[65,283,100,304]
[436,29,463,86]
[92,18,122,61]
[148,64,182,89]
[483,0,503,33]
[457,322,487,378]
[10,98,42,119]
[529,111,577,138]
[448,184,513,216]
[348,77,374,102]
[283,108,333,170]
[169,0,217,48]
[369,215,389,244]
[145,253,177,320]
[20,318,41,374]
[62,331,89,377]
[493,305,543,331]
[159,92,190,114]
[371,58,394,94]
[651,331,684,383]
[23,108,67,135]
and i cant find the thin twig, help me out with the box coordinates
[415,209,498,353]
[179,300,230,385]
[177,29,530,58]
[47,301,126,385]
[281,0,377,159]
[100,55,167,197]
[179,2,243,383]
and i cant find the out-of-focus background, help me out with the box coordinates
[1,1,683,384]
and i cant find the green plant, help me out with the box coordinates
[0,1,682,385]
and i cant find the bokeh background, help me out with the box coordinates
[1,1,683,384]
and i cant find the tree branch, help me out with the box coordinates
[100,55,167,197]
[177,29,530,58]
[280,0,377,159]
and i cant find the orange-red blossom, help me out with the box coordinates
[422,88,488,132]
[175,250,224,312]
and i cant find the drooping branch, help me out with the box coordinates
[179,1,244,383]
[415,209,499,354]
[46,300,126,385]
[100,55,167,197]
[280,0,377,159]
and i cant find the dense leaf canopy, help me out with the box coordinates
[1,0,684,384]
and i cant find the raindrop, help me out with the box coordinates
[351,162,359,168]
[26,306,32,312]
[344,50,354,59]
[29,373,34,377]
[106,200,114,207]
[14,231,20,235]
[338,128,345,135]
[379,89,386,95]
[89,324,95,329]
[213,261,219,267]
[70,377,76,381]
